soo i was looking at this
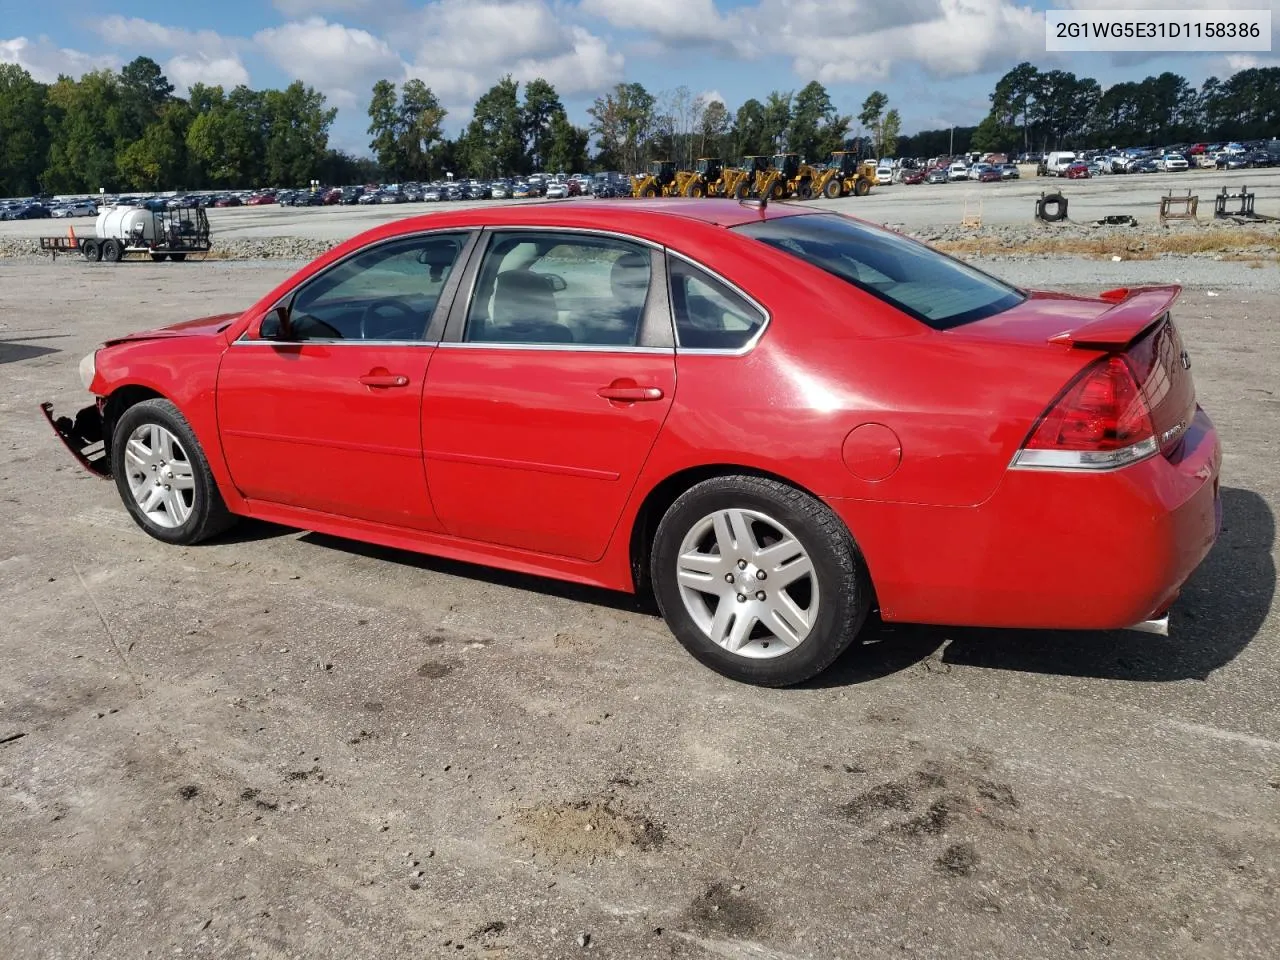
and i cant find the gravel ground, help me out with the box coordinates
[0,261,1277,960]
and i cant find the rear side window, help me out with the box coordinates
[668,256,765,351]
[735,214,1024,330]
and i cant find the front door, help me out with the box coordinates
[422,230,675,561]
[217,232,471,531]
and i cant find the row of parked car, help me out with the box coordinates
[0,198,99,220]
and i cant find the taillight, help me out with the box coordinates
[1012,355,1158,470]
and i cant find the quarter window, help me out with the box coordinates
[285,233,468,341]
[465,232,652,346]
[667,256,766,351]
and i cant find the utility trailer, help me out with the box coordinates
[76,204,212,263]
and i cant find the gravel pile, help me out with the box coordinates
[898,217,1280,254]
[0,236,342,262]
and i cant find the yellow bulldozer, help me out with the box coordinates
[723,156,773,200]
[753,153,803,200]
[807,151,877,199]
[680,158,725,197]
[631,160,679,198]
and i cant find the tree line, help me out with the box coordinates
[3,54,1279,197]
[971,62,1280,155]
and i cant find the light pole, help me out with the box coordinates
[949,125,954,157]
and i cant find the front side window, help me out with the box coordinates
[285,233,468,341]
[465,232,652,346]
[735,214,1024,330]
[668,256,766,351]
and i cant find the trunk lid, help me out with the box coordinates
[955,286,1196,457]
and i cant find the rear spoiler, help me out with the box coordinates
[1047,285,1180,348]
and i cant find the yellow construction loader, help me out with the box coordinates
[680,158,725,197]
[631,160,679,198]
[723,156,773,199]
[808,151,877,198]
[756,153,803,200]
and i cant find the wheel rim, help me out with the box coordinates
[675,508,819,659]
[123,423,196,529]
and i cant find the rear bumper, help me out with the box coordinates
[833,406,1222,631]
[40,401,110,478]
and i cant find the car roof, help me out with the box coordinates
[368,198,816,238]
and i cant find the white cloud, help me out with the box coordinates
[0,36,117,82]
[698,89,725,105]
[254,17,402,104]
[94,15,238,57]
[583,0,1043,81]
[272,0,382,15]
[406,0,624,109]
[165,54,251,92]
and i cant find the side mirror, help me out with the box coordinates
[260,305,291,341]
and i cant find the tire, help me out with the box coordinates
[684,182,705,198]
[732,180,751,200]
[767,181,784,201]
[854,178,871,197]
[102,239,122,263]
[169,253,187,262]
[796,180,814,201]
[150,253,166,262]
[650,475,871,687]
[1036,193,1068,222]
[111,399,236,546]
[823,178,842,199]
[640,185,658,198]
[83,240,102,262]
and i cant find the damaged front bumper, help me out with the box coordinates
[40,400,110,478]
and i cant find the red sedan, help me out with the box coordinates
[43,202,1221,686]
[1065,162,1092,179]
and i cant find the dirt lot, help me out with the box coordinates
[1,260,1277,960]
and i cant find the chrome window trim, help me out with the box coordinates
[234,227,479,345]
[665,249,772,356]
[436,342,673,354]
[231,338,432,347]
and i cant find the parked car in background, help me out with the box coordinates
[947,162,968,181]
[46,202,1222,687]
[875,162,895,184]
[1046,151,1078,176]
[544,181,570,199]
[1130,158,1160,174]
[925,167,950,184]
[246,193,276,206]
[323,188,344,205]
[978,168,1003,183]
[1065,162,1091,180]
[899,169,926,185]
[967,163,994,181]
[1086,161,1107,178]
[213,195,242,208]
[1245,151,1273,167]
[1157,154,1189,172]
[4,202,52,219]
[52,200,98,218]
[422,185,443,202]
[999,163,1020,180]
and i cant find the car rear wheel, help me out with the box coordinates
[111,399,235,545]
[651,476,871,686]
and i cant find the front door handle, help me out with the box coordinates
[359,372,410,388]
[598,382,665,402]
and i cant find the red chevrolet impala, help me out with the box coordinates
[44,201,1221,686]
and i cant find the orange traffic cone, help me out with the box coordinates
[67,224,77,244]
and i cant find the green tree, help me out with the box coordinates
[521,77,562,172]
[0,64,50,195]
[545,111,588,173]
[367,79,403,177]
[119,56,173,141]
[698,99,731,159]
[762,90,791,151]
[732,98,769,156]
[984,62,1040,155]
[43,70,124,192]
[118,100,191,189]
[588,82,655,171]
[858,90,888,154]
[262,82,335,185]
[787,81,848,161]
[460,76,524,177]
[400,79,446,179]
[880,108,901,158]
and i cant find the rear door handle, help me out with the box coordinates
[359,373,410,388]
[598,384,665,402]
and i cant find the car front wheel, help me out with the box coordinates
[111,399,235,545]
[651,476,871,686]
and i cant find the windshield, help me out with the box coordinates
[735,214,1024,330]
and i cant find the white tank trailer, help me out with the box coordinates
[77,202,212,264]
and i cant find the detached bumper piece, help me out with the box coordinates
[40,401,110,478]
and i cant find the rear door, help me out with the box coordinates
[421,229,676,561]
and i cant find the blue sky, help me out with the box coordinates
[2,0,1276,155]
